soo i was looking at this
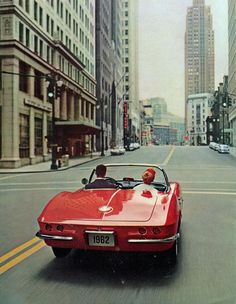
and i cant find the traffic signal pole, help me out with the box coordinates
[46,74,58,170]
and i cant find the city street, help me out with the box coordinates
[0,145,235,304]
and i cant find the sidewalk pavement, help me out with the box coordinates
[0,152,104,174]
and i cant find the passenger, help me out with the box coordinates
[85,164,117,189]
[134,167,156,190]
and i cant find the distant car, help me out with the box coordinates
[212,143,220,151]
[218,144,230,154]
[110,146,126,156]
[36,163,183,264]
[209,142,216,149]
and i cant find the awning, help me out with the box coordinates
[56,121,101,135]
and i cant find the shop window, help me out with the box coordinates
[35,117,43,155]
[19,114,29,158]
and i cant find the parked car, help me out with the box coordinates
[110,146,126,156]
[36,163,183,264]
[209,142,216,149]
[218,144,230,154]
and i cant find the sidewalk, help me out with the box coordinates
[0,153,103,174]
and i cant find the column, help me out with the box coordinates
[74,94,80,121]
[29,106,35,164]
[43,112,48,160]
[28,66,35,97]
[0,58,20,168]
[60,89,67,120]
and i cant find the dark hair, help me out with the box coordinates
[95,164,106,177]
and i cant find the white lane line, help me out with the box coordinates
[161,146,175,166]
[0,181,80,185]
[183,191,236,195]
[0,173,34,181]
[0,187,77,192]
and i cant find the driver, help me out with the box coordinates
[85,164,118,189]
[134,167,156,190]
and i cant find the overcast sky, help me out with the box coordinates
[138,0,228,118]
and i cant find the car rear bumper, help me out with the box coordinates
[36,231,180,244]
[36,231,74,241]
[127,233,180,243]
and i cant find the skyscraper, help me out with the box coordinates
[185,0,215,123]
[122,0,139,144]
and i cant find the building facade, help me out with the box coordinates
[0,0,97,168]
[228,0,236,147]
[186,93,213,145]
[185,0,215,126]
[122,0,139,145]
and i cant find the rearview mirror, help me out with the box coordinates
[81,178,88,185]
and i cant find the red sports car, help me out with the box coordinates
[36,163,183,263]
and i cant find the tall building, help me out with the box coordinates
[185,0,215,124]
[0,0,97,168]
[95,0,123,152]
[122,0,139,145]
[228,0,236,147]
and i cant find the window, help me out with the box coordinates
[39,7,43,26]
[19,114,29,158]
[34,1,38,21]
[34,70,43,99]
[39,40,43,57]
[25,28,30,47]
[19,22,24,43]
[34,35,38,54]
[46,15,50,33]
[19,61,29,92]
[25,0,30,13]
[35,117,43,155]
[86,101,89,118]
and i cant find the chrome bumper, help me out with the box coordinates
[128,233,180,244]
[36,232,74,241]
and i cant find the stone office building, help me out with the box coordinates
[0,0,98,168]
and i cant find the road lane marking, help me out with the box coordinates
[183,191,236,195]
[0,237,39,264]
[162,146,175,166]
[0,241,45,275]
[0,187,76,192]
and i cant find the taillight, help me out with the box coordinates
[57,225,64,232]
[152,227,161,234]
[45,224,52,231]
[138,227,147,235]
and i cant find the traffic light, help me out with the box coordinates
[228,97,232,107]
[222,96,227,108]
[56,84,62,98]
[45,74,55,103]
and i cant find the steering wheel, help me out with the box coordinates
[105,177,122,188]
[105,177,117,184]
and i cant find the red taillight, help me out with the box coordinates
[152,227,161,234]
[45,224,52,231]
[57,225,64,232]
[138,227,147,235]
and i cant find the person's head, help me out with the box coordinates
[95,164,107,178]
[142,167,156,185]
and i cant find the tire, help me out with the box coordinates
[167,239,178,265]
[52,247,71,258]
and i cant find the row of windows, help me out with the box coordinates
[18,22,95,78]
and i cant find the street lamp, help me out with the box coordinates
[45,75,63,170]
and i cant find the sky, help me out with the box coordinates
[138,0,228,118]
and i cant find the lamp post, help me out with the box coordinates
[101,98,105,156]
[45,75,63,170]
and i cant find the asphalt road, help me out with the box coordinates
[0,146,235,304]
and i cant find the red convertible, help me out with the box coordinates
[36,163,183,264]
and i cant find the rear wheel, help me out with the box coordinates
[52,247,71,258]
[167,239,178,265]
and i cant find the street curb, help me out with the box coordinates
[0,156,103,174]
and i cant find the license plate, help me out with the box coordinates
[87,231,115,247]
